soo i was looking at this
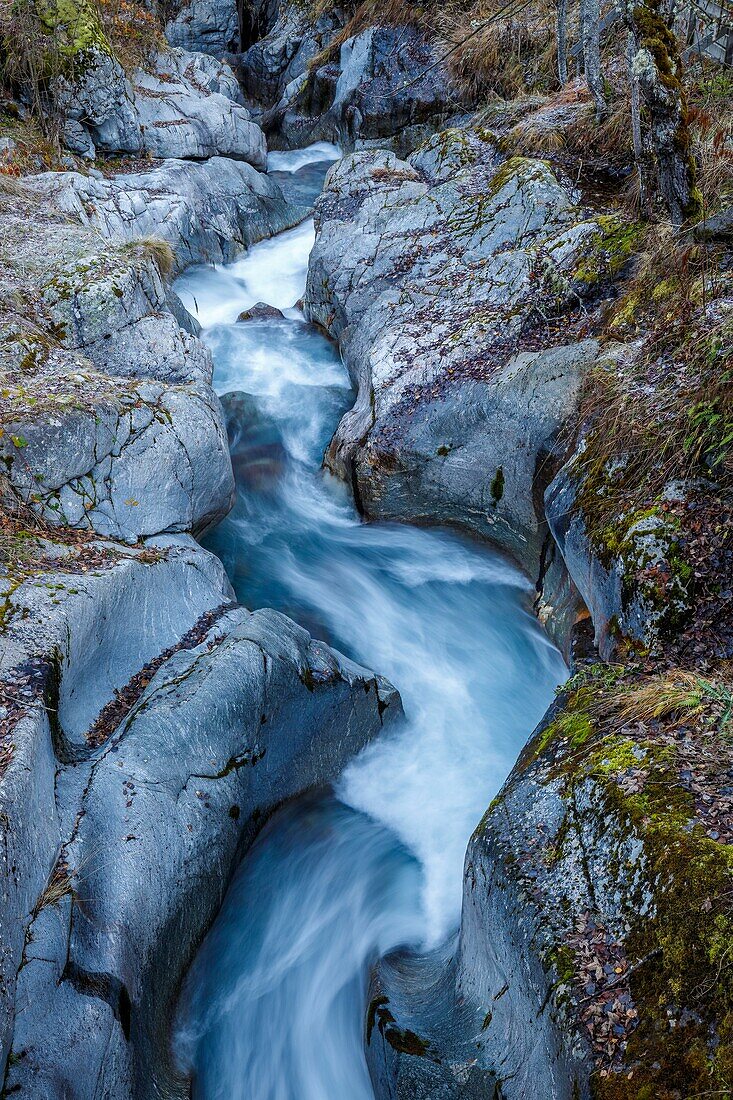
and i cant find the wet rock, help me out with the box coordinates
[221,391,288,492]
[236,301,286,322]
[282,25,452,153]
[4,595,399,1098]
[239,7,452,152]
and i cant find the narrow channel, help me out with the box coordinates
[172,145,566,1100]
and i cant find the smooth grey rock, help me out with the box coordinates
[62,118,96,158]
[86,48,266,165]
[238,4,339,107]
[1,191,235,542]
[3,376,233,542]
[53,46,128,127]
[305,143,612,577]
[0,538,233,1075]
[6,603,399,1099]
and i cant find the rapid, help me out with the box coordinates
[172,144,565,1100]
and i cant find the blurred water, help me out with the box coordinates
[174,148,565,1100]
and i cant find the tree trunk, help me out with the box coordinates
[623,0,701,226]
[581,0,607,119]
[557,0,568,85]
[627,28,649,215]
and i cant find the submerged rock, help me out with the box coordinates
[237,301,287,321]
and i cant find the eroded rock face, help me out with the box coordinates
[60,47,266,164]
[238,6,453,153]
[0,189,236,542]
[4,600,397,1098]
[0,529,399,1098]
[304,135,631,577]
[27,157,305,271]
[165,0,240,56]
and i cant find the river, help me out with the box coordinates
[172,144,565,1100]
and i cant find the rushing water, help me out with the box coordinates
[173,145,566,1100]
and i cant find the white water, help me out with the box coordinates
[174,146,565,1100]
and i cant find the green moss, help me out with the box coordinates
[34,0,110,63]
[537,710,595,755]
[588,735,643,776]
[542,672,733,1097]
[572,216,642,288]
[486,156,552,200]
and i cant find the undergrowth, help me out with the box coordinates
[574,229,733,542]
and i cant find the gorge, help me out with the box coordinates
[0,0,731,1097]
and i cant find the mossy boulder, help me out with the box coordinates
[367,662,733,1099]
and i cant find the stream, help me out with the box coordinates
[172,144,566,1100]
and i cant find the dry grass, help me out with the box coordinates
[307,0,417,70]
[97,0,163,71]
[33,859,74,915]
[574,231,733,537]
[119,235,176,278]
[307,0,565,102]
[605,670,733,736]
[0,172,24,195]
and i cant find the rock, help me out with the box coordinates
[0,535,233,1075]
[236,301,286,322]
[0,178,234,542]
[3,591,399,1097]
[165,0,240,56]
[272,24,453,152]
[61,118,96,158]
[0,136,17,157]
[27,156,305,270]
[221,390,288,492]
[53,45,128,127]
[67,47,267,165]
[693,205,733,240]
[238,4,341,108]
[304,140,634,578]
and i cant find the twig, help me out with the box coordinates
[577,947,662,1005]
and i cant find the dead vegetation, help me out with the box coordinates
[119,234,176,278]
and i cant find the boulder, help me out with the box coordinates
[236,301,286,321]
[367,657,733,1099]
[27,157,306,270]
[3,592,399,1098]
[0,179,235,542]
[304,138,636,578]
[65,48,267,165]
[165,0,240,56]
[0,535,233,1075]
